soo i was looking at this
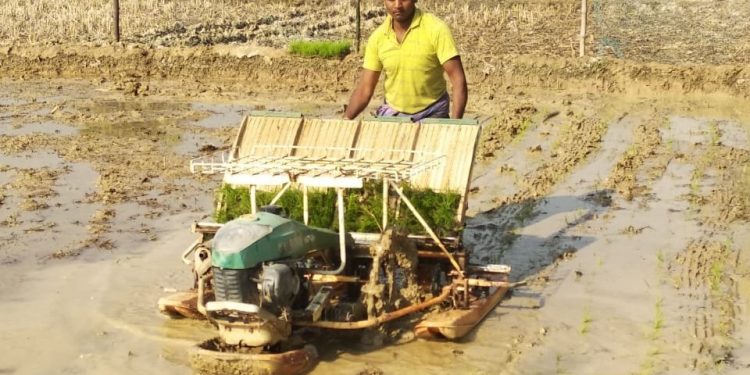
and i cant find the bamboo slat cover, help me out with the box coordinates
[353,120,420,162]
[412,122,481,193]
[294,118,359,159]
[231,115,480,196]
[236,115,303,158]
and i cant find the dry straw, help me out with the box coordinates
[0,0,330,43]
[0,0,573,44]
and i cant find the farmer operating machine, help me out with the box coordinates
[158,112,511,374]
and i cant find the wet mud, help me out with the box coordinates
[1,3,750,373]
[0,76,749,375]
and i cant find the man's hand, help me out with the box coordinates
[443,56,467,119]
[344,69,381,120]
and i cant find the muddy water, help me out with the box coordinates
[0,81,217,374]
[0,80,533,375]
[1,79,750,375]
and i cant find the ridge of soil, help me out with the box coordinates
[0,45,748,102]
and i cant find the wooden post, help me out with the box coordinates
[392,185,463,275]
[269,183,291,205]
[336,188,347,269]
[113,0,121,42]
[355,0,361,53]
[579,0,586,57]
[382,179,388,231]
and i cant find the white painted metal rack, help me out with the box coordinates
[190,144,446,186]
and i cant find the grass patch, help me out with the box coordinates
[215,181,462,236]
[288,40,351,58]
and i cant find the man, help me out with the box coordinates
[344,0,467,121]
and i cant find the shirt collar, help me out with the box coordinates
[385,8,423,36]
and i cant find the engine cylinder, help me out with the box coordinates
[212,267,258,303]
[260,263,300,310]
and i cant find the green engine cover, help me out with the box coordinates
[211,212,340,269]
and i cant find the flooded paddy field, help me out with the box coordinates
[1,0,750,373]
[0,74,748,374]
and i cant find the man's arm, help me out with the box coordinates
[443,56,467,119]
[344,69,381,120]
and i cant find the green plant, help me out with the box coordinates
[511,117,533,143]
[555,353,567,375]
[709,258,724,293]
[638,297,665,374]
[651,297,664,334]
[288,40,351,58]
[514,200,536,224]
[579,306,592,334]
[214,181,462,236]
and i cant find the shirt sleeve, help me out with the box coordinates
[362,32,383,72]
[434,21,459,65]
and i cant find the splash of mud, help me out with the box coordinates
[363,229,420,318]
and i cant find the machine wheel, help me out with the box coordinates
[189,338,318,375]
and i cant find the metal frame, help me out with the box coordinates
[192,143,463,275]
[190,145,445,183]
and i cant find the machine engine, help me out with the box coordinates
[204,211,341,347]
[210,213,321,313]
[212,263,301,313]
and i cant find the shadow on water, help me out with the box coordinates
[463,189,613,282]
[295,190,612,369]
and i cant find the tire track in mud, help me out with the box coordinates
[511,110,705,374]
[455,109,641,373]
[465,114,607,274]
[703,147,750,227]
[513,112,750,374]
[495,112,642,281]
[660,120,750,372]
[669,240,737,370]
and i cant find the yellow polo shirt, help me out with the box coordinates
[363,9,459,114]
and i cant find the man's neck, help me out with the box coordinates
[392,12,415,33]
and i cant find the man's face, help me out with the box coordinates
[384,0,416,23]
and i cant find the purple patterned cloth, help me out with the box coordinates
[375,92,450,122]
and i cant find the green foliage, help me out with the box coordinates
[214,182,462,236]
[288,40,351,58]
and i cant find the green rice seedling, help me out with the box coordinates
[215,181,462,236]
[579,306,592,334]
[288,40,351,58]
